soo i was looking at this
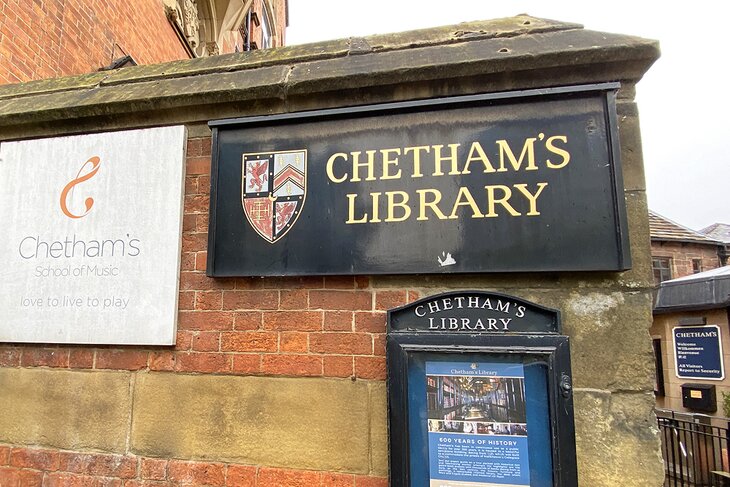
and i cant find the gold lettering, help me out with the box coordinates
[416,189,447,221]
[496,138,537,172]
[462,141,496,174]
[449,187,484,219]
[326,152,348,183]
[350,150,377,182]
[380,148,402,180]
[346,193,368,224]
[432,144,461,176]
[545,135,570,169]
[385,191,411,222]
[514,183,548,216]
[484,185,521,217]
[403,146,430,178]
[370,192,382,223]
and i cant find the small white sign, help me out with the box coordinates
[0,126,186,345]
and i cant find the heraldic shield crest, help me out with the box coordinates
[241,149,307,243]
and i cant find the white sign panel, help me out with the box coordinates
[0,126,186,344]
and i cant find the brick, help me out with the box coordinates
[223,290,279,310]
[181,232,207,253]
[408,290,421,302]
[176,331,194,350]
[20,348,69,368]
[354,312,386,333]
[221,332,278,352]
[279,289,308,309]
[310,333,373,355]
[261,276,323,289]
[68,348,94,369]
[324,276,356,289]
[374,290,408,310]
[355,276,370,289]
[226,465,256,486]
[178,311,234,331]
[198,175,211,195]
[231,354,261,374]
[200,137,212,156]
[263,311,322,331]
[58,452,137,478]
[323,356,353,378]
[257,467,321,487]
[179,273,235,291]
[123,480,170,487]
[192,332,220,352]
[355,357,386,380]
[261,354,322,377]
[186,138,202,157]
[184,194,209,213]
[185,177,198,195]
[0,446,9,465]
[178,291,195,310]
[322,472,355,486]
[140,458,167,480]
[182,214,197,233]
[180,252,196,273]
[355,476,388,487]
[195,250,208,270]
[0,467,43,487]
[324,311,353,331]
[168,460,225,486]
[186,156,211,175]
[175,352,230,373]
[9,447,59,470]
[373,335,386,356]
[234,311,262,330]
[232,278,266,290]
[0,347,21,366]
[195,291,223,310]
[149,351,176,371]
[309,290,372,311]
[95,350,148,370]
[279,332,308,353]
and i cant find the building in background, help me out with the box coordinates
[650,211,730,415]
[649,210,725,285]
[0,0,287,85]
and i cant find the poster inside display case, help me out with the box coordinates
[387,291,577,487]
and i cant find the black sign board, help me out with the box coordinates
[208,83,629,276]
[387,291,578,487]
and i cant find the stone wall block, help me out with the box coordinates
[573,389,664,486]
[131,373,372,473]
[0,368,131,452]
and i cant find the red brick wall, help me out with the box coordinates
[0,134,394,487]
[0,0,189,85]
[0,446,386,486]
[651,240,721,280]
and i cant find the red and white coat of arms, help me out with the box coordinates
[241,150,306,243]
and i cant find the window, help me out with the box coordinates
[260,5,272,49]
[692,259,702,274]
[652,257,672,285]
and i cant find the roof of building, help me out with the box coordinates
[701,223,730,243]
[649,210,721,245]
[654,265,730,313]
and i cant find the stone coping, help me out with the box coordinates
[0,15,659,136]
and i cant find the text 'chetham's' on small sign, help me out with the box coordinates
[207,83,630,277]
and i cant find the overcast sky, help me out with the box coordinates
[286,1,727,231]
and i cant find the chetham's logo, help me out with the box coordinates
[241,150,306,243]
[60,156,101,219]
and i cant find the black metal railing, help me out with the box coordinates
[657,409,730,486]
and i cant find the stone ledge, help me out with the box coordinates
[0,15,658,136]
